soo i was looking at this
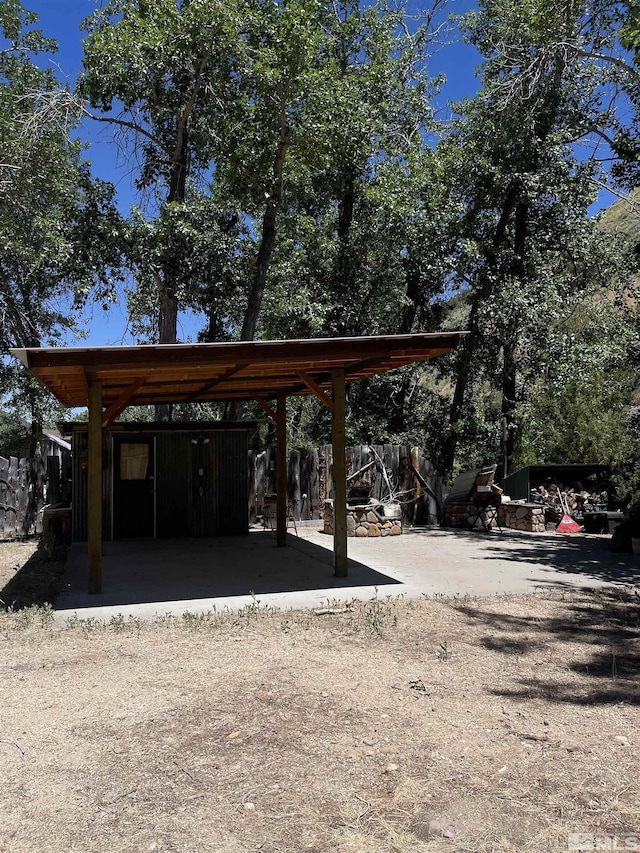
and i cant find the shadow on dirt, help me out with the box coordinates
[1,539,67,611]
[455,587,640,706]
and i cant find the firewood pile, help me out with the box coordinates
[530,479,610,521]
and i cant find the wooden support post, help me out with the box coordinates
[332,368,348,577]
[276,392,287,547]
[87,379,103,594]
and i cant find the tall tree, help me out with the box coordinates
[0,0,122,403]
[258,0,450,343]
[79,0,245,347]
[440,0,636,479]
[0,0,122,523]
[213,0,336,342]
[222,0,456,434]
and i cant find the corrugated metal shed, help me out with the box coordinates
[70,422,252,542]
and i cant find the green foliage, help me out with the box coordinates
[0,0,637,507]
[123,193,246,343]
[0,410,29,456]
[80,0,248,346]
[79,0,451,351]
[258,3,449,343]
[0,2,123,425]
[80,0,243,192]
[434,0,640,481]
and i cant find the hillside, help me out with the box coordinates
[596,187,640,244]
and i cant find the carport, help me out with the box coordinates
[11,332,464,593]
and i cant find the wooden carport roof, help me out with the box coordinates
[11,332,466,594]
[11,332,465,413]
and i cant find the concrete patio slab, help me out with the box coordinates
[55,530,400,622]
[54,525,640,623]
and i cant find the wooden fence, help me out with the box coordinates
[0,443,440,539]
[248,444,445,526]
[0,454,72,540]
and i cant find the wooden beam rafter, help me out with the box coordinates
[185,362,251,403]
[345,355,387,376]
[296,370,334,410]
[21,332,463,370]
[253,395,277,421]
[19,333,465,409]
[102,377,147,427]
[285,357,389,399]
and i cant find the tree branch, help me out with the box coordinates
[171,54,210,166]
[82,108,162,149]
[560,42,640,84]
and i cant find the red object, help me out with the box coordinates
[557,514,583,534]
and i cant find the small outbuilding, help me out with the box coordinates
[503,464,611,503]
[65,421,255,542]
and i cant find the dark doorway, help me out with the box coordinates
[155,431,248,538]
[190,435,217,537]
[113,437,155,539]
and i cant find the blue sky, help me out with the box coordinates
[26,0,483,346]
[21,1,613,346]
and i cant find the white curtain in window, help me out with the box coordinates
[120,443,149,480]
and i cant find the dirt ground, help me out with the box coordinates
[0,538,66,611]
[1,536,639,853]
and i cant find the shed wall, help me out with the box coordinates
[72,427,249,541]
[216,431,249,535]
[71,431,87,542]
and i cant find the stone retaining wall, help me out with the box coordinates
[323,500,402,537]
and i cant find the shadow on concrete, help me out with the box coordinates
[454,587,640,706]
[55,531,401,609]
[469,529,640,587]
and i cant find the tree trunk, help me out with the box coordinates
[155,271,177,422]
[441,182,521,478]
[387,372,412,435]
[337,176,354,240]
[327,174,359,335]
[499,338,517,481]
[442,38,565,479]
[160,125,189,345]
[399,266,421,334]
[498,201,528,478]
[155,127,188,421]
[240,125,291,341]
[441,301,480,478]
[158,280,178,344]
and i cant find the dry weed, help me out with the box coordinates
[1,586,639,851]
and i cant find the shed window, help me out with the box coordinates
[120,443,149,480]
